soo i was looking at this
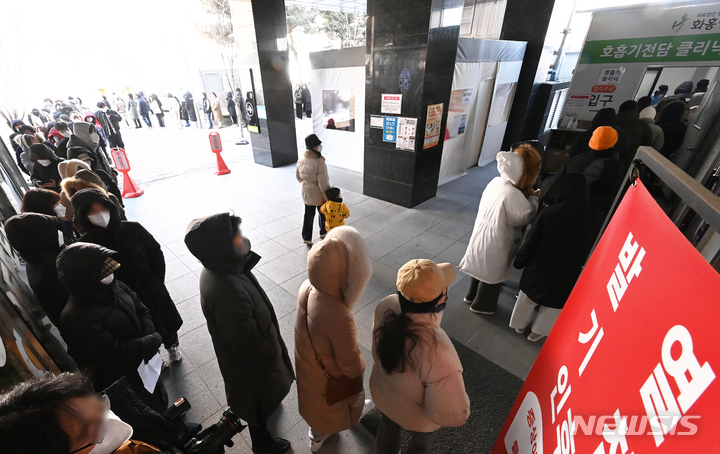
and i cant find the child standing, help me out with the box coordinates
[320,187,349,233]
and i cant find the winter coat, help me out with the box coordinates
[656,102,688,158]
[236,92,248,123]
[184,92,197,122]
[294,88,304,104]
[138,97,150,116]
[294,227,371,434]
[460,154,539,284]
[639,107,665,152]
[5,213,69,325]
[673,81,694,100]
[94,109,123,136]
[29,144,63,190]
[127,99,140,120]
[582,156,625,217]
[62,171,126,230]
[72,189,182,346]
[202,97,211,114]
[116,99,127,113]
[514,174,604,309]
[319,200,349,232]
[303,87,312,111]
[614,110,653,167]
[370,295,470,433]
[226,93,236,117]
[184,213,294,426]
[211,97,223,123]
[296,149,331,206]
[67,121,114,176]
[150,98,164,117]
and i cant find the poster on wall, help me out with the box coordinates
[423,103,443,149]
[383,116,398,142]
[447,113,467,138]
[381,94,402,114]
[449,88,473,111]
[370,115,384,129]
[597,67,626,85]
[492,180,720,454]
[396,117,417,151]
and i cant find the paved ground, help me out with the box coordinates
[113,123,543,453]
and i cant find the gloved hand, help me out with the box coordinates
[141,332,162,362]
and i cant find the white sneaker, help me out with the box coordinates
[303,239,313,245]
[515,328,525,334]
[319,234,326,240]
[168,345,182,362]
[527,332,545,342]
[308,428,332,452]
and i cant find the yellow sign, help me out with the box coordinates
[99,89,106,94]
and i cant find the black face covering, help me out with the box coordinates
[398,290,446,314]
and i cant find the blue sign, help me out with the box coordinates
[383,116,398,143]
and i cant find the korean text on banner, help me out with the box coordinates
[493,180,719,454]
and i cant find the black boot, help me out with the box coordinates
[253,437,291,454]
[469,281,503,315]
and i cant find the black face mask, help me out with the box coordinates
[397,290,446,314]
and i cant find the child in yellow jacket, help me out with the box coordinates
[320,187,349,232]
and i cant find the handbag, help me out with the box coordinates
[303,294,363,406]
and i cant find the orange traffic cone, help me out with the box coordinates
[121,171,144,198]
[214,152,231,175]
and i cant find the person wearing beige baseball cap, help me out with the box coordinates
[370,259,470,454]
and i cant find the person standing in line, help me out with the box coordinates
[460,144,541,315]
[295,226,372,452]
[167,93,182,128]
[202,92,213,128]
[371,259,470,454]
[639,106,664,152]
[94,102,125,149]
[149,94,166,128]
[184,90,198,127]
[211,92,223,128]
[303,84,312,118]
[180,101,190,127]
[184,213,294,454]
[138,93,152,127]
[319,187,350,233]
[296,134,330,245]
[294,84,304,119]
[115,96,129,126]
[226,91,237,126]
[56,242,168,414]
[71,188,184,363]
[127,93,141,128]
[236,87,249,125]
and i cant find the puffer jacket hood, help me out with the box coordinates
[11,119,25,131]
[496,151,523,186]
[306,226,372,309]
[591,108,616,129]
[5,213,62,263]
[71,188,122,233]
[184,212,250,272]
[615,108,640,125]
[29,143,59,162]
[639,106,657,122]
[543,172,589,205]
[56,242,116,300]
[58,159,91,179]
[67,121,98,150]
[674,81,694,96]
[67,146,96,164]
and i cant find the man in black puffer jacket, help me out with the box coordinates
[56,242,167,414]
[71,188,183,363]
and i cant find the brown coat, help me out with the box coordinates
[294,227,372,434]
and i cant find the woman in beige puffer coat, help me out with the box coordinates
[296,134,331,244]
[294,226,372,451]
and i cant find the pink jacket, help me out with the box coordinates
[370,295,470,433]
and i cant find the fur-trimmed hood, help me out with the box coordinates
[58,159,91,179]
[61,175,106,199]
[307,226,371,309]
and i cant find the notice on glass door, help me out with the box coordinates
[396,117,417,151]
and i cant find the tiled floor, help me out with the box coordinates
[116,126,544,453]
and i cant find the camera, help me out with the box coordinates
[185,408,246,454]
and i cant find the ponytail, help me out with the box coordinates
[375,310,421,374]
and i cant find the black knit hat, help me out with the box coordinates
[305,134,322,150]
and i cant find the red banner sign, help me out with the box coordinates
[493,181,719,454]
[110,148,131,172]
[209,132,223,153]
[592,85,617,93]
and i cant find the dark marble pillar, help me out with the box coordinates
[500,0,556,149]
[249,0,297,167]
[364,0,463,207]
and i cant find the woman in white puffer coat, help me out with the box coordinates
[460,143,541,315]
[296,134,331,245]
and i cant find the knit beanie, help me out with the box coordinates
[588,126,618,151]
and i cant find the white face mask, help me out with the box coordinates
[37,159,52,167]
[88,211,111,228]
[61,130,71,138]
[100,273,114,285]
[89,411,132,454]
[53,204,66,218]
[99,107,108,112]
[89,132,100,144]
[317,144,323,153]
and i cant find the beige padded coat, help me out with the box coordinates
[294,226,372,434]
[370,295,471,433]
[296,149,331,206]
